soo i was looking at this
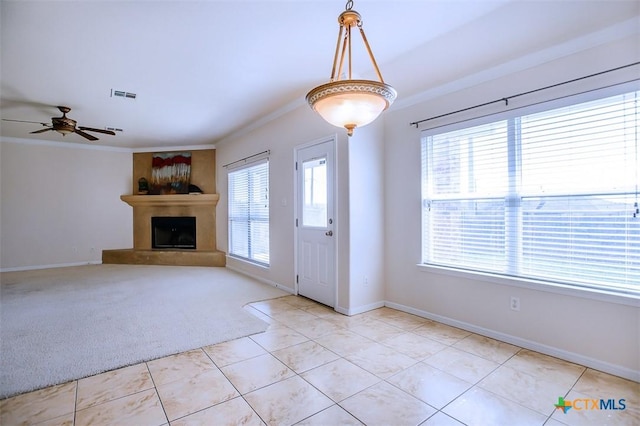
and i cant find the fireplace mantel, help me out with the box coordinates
[121,194,219,207]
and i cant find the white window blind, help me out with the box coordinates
[228,159,269,265]
[422,90,639,295]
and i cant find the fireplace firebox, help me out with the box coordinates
[152,216,196,249]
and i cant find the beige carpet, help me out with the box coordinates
[0,264,288,398]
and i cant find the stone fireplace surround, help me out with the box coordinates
[102,149,225,267]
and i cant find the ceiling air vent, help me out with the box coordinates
[111,89,137,99]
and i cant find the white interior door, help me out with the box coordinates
[296,138,336,307]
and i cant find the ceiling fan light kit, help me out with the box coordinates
[306,0,397,136]
[46,106,76,136]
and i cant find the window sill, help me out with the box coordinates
[416,263,640,307]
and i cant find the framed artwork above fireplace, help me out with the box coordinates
[150,151,191,194]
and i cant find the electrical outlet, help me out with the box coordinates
[363,276,369,287]
[510,296,520,311]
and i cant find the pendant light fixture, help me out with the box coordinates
[306,0,397,136]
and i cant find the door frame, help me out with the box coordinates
[293,135,338,308]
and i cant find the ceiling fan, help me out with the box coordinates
[3,106,115,141]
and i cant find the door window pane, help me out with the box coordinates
[303,157,327,227]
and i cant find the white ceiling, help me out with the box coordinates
[1,0,638,149]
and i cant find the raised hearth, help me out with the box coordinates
[102,249,225,267]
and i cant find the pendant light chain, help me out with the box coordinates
[305,0,397,136]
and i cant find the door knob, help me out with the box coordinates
[325,230,333,236]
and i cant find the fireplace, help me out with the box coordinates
[104,193,224,266]
[152,216,196,249]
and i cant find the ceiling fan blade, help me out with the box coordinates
[74,129,99,141]
[3,119,49,125]
[78,126,116,136]
[30,128,54,134]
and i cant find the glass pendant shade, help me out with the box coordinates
[307,80,396,136]
[306,1,396,136]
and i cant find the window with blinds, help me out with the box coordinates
[421,90,639,295]
[228,159,269,265]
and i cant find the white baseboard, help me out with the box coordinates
[0,261,102,273]
[337,300,385,316]
[334,305,349,315]
[385,301,640,383]
[224,264,295,295]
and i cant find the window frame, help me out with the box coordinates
[419,83,640,303]
[227,157,270,267]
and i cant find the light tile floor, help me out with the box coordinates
[1,295,639,425]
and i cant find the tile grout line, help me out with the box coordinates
[247,303,385,424]
[143,360,170,425]
[73,379,79,426]
[200,340,273,426]
[255,300,488,425]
